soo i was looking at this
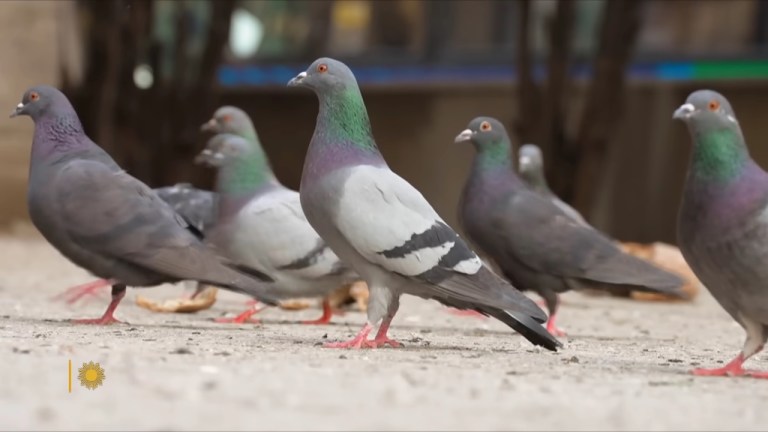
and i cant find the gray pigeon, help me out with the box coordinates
[518,144,588,226]
[12,85,279,324]
[196,126,360,325]
[287,58,560,350]
[456,117,686,336]
[674,89,768,378]
[53,183,217,304]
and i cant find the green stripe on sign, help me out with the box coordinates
[694,61,768,79]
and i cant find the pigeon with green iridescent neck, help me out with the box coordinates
[518,144,588,226]
[456,117,686,336]
[196,127,360,325]
[287,58,560,350]
[674,89,768,379]
[11,85,280,324]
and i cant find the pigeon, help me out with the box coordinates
[53,183,217,304]
[456,116,686,336]
[518,144,588,226]
[12,85,280,324]
[196,124,360,325]
[287,57,560,350]
[673,89,768,378]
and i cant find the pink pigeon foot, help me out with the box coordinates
[71,284,125,325]
[692,354,768,379]
[545,313,566,337]
[366,318,402,347]
[324,323,374,348]
[53,279,111,304]
[214,307,262,324]
[302,299,339,325]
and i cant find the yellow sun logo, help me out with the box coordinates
[77,361,105,390]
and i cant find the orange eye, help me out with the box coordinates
[317,63,328,73]
[480,121,492,131]
[29,92,39,101]
[708,100,720,111]
[221,114,231,123]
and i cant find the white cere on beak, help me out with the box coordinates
[519,156,531,165]
[673,103,696,120]
[454,129,474,143]
[16,103,23,109]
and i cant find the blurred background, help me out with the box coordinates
[1,0,766,245]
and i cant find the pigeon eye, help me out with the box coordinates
[480,121,492,131]
[317,63,328,73]
[708,100,720,111]
[29,92,39,102]
[221,114,231,123]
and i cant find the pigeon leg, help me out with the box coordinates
[302,298,335,325]
[72,284,126,325]
[367,316,402,348]
[215,305,263,324]
[52,278,112,304]
[244,299,260,307]
[542,290,566,337]
[324,323,374,348]
[693,326,768,378]
[692,354,750,377]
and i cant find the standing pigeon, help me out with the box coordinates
[12,85,280,324]
[518,144,588,226]
[196,126,360,325]
[53,183,218,304]
[456,117,686,336]
[287,58,560,350]
[674,89,768,378]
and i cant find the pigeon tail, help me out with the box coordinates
[490,308,562,351]
[579,253,687,298]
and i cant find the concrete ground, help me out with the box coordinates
[1,228,766,431]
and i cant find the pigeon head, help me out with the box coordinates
[675,90,752,182]
[518,144,544,174]
[11,85,73,121]
[195,134,251,168]
[200,106,255,138]
[455,117,509,150]
[455,117,513,170]
[673,90,738,133]
[287,57,358,94]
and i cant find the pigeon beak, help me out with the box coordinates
[194,149,213,165]
[454,129,474,143]
[287,71,307,87]
[9,102,24,118]
[200,118,217,132]
[673,103,695,120]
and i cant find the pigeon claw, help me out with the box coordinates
[72,316,123,325]
[323,323,374,349]
[691,354,768,379]
[545,313,567,337]
[214,307,262,324]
